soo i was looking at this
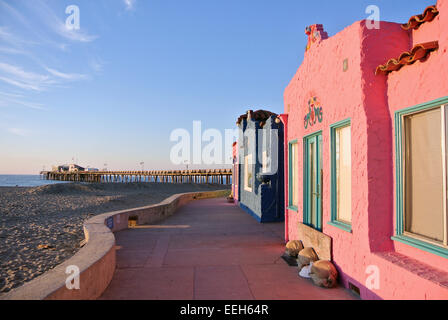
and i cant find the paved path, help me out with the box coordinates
[100,197,355,300]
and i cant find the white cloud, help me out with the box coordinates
[0,26,36,48]
[4,98,45,110]
[7,127,28,137]
[89,57,106,73]
[0,91,24,98]
[0,46,27,55]
[0,76,43,91]
[0,0,98,45]
[0,0,101,113]
[0,27,11,39]
[56,21,98,43]
[0,63,88,92]
[124,0,136,10]
[45,67,88,81]
[0,62,52,91]
[0,63,49,83]
[0,91,46,110]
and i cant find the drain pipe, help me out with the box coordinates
[276,114,288,243]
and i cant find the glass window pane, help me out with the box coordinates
[404,108,444,242]
[262,151,268,173]
[310,141,316,225]
[336,125,352,224]
[291,143,299,206]
[245,155,253,192]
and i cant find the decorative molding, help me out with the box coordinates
[305,24,328,52]
[304,97,323,129]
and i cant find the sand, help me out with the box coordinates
[0,182,229,293]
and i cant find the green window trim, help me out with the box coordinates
[392,235,448,259]
[327,221,352,233]
[394,96,448,259]
[288,140,298,212]
[329,119,352,233]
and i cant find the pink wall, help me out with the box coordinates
[284,0,448,299]
[387,0,448,275]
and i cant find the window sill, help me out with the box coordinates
[392,234,448,259]
[327,221,352,233]
[373,251,448,289]
[287,205,298,212]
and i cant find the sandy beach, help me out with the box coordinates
[0,182,229,293]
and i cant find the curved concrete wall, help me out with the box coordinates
[1,189,230,300]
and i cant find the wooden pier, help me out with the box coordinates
[40,169,233,185]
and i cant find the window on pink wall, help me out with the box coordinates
[288,141,299,210]
[404,107,445,244]
[335,125,352,224]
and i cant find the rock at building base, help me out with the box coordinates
[285,240,304,257]
[297,247,319,271]
[310,260,338,288]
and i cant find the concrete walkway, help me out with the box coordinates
[100,197,355,300]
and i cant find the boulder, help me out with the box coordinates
[297,247,319,270]
[310,260,338,288]
[285,240,304,257]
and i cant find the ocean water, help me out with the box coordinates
[0,175,70,187]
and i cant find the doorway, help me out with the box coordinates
[304,132,323,231]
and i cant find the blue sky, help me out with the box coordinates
[0,0,435,174]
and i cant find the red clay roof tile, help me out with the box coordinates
[401,5,439,30]
[375,41,439,75]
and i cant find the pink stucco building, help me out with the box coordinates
[281,1,448,299]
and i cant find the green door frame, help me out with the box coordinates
[303,131,323,231]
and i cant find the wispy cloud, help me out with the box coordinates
[124,0,136,11]
[55,21,98,43]
[0,62,52,92]
[0,46,27,55]
[45,67,88,81]
[17,0,98,44]
[0,91,46,110]
[6,127,29,137]
[4,99,45,110]
[0,26,13,41]
[0,0,102,113]
[0,63,88,93]
[89,57,106,73]
[0,76,43,91]
[0,91,24,99]
[0,26,37,47]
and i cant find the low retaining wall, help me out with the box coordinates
[1,189,230,300]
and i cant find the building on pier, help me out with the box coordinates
[51,164,85,173]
